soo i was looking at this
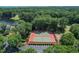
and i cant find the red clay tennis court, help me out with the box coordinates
[28,32,56,45]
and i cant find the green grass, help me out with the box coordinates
[65,26,71,32]
[10,15,20,21]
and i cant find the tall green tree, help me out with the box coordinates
[20,12,35,22]
[70,24,79,39]
[4,32,23,53]
[58,17,69,32]
[15,20,32,38]
[32,15,52,30]
[0,34,5,52]
[60,32,76,45]
[48,18,58,32]
[7,32,22,47]
[73,40,79,52]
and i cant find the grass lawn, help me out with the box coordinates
[65,26,71,32]
[10,15,20,21]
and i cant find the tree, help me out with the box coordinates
[73,40,79,52]
[5,32,23,53]
[72,14,79,23]
[20,12,35,22]
[15,20,32,38]
[7,32,22,47]
[48,18,58,32]
[43,45,78,53]
[70,24,79,39]
[43,46,53,53]
[19,48,37,53]
[0,23,6,33]
[57,17,69,32]
[32,15,52,30]
[0,34,5,52]
[60,32,76,45]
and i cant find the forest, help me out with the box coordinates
[0,6,79,53]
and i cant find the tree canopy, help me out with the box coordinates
[60,32,76,45]
[0,7,79,53]
[43,45,78,53]
[0,34,5,52]
[70,24,79,39]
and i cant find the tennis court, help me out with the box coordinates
[28,32,56,45]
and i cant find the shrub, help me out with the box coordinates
[73,40,79,52]
[19,48,37,53]
[43,45,78,53]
